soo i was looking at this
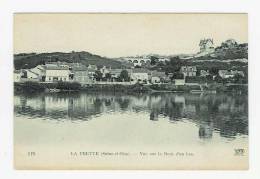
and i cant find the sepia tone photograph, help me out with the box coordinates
[13,13,248,170]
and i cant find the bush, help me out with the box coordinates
[20,81,45,93]
[128,84,150,93]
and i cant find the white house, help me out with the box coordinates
[14,70,22,82]
[131,68,149,83]
[231,70,245,77]
[180,66,197,77]
[151,76,161,84]
[29,65,46,81]
[200,69,210,77]
[30,65,45,76]
[199,38,215,54]
[174,79,185,86]
[100,66,110,78]
[25,69,40,81]
[45,64,71,82]
[219,70,245,79]
[218,70,233,79]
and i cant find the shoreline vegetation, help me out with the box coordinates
[14,81,248,95]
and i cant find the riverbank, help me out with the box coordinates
[14,81,151,94]
[14,81,248,94]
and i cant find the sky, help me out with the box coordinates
[14,13,248,58]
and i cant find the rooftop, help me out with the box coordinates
[72,65,88,71]
[46,65,70,70]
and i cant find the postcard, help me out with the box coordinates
[14,13,248,169]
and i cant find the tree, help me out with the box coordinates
[94,70,103,81]
[119,70,130,82]
[150,56,159,65]
[209,67,219,76]
[105,73,112,81]
[172,72,184,80]
[164,56,184,74]
[233,73,244,84]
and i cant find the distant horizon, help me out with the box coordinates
[13,37,248,59]
[14,13,248,58]
[13,49,197,58]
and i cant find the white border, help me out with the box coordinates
[1,0,260,178]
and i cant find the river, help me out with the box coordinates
[14,92,248,169]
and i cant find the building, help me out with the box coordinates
[109,69,123,79]
[231,70,245,77]
[149,71,167,84]
[87,64,98,71]
[30,65,45,75]
[72,65,93,84]
[25,69,40,81]
[87,68,96,80]
[29,65,46,81]
[180,66,197,77]
[174,79,185,86]
[100,66,110,78]
[14,70,22,82]
[218,70,244,79]
[45,64,71,82]
[199,38,215,54]
[151,76,160,84]
[200,69,210,77]
[131,68,149,83]
[218,70,233,79]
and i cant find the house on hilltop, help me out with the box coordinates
[199,38,215,54]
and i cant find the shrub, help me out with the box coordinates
[21,81,45,93]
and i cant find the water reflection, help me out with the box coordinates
[14,92,248,139]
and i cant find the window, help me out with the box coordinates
[53,77,58,81]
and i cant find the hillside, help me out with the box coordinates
[193,43,248,61]
[14,51,130,70]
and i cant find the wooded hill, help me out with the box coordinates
[14,51,130,70]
